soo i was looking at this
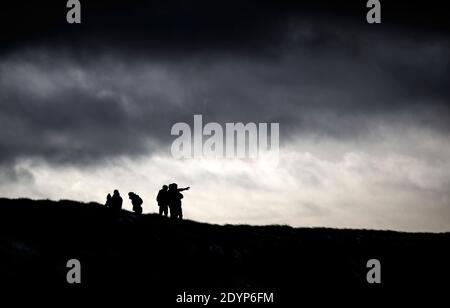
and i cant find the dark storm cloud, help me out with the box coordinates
[0,53,179,164]
[0,1,450,166]
[1,0,449,55]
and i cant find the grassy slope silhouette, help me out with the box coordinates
[0,198,449,303]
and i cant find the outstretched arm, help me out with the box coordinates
[178,187,190,192]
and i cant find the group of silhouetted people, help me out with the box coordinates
[105,189,143,215]
[105,189,123,211]
[104,183,189,219]
[157,183,190,219]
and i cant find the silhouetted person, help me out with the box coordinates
[168,183,190,220]
[129,192,143,215]
[111,189,123,211]
[105,193,112,208]
[156,185,169,216]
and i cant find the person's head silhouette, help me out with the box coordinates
[114,189,120,195]
[162,185,168,191]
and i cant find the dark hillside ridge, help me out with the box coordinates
[0,198,449,304]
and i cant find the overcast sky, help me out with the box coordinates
[1,1,449,231]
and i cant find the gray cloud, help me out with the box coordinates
[1,21,449,166]
[0,164,34,185]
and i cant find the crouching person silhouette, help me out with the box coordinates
[129,192,143,215]
[168,183,190,220]
[156,185,169,217]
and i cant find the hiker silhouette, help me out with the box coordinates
[111,189,123,211]
[168,183,190,220]
[156,185,169,217]
[129,192,143,215]
[105,193,112,208]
